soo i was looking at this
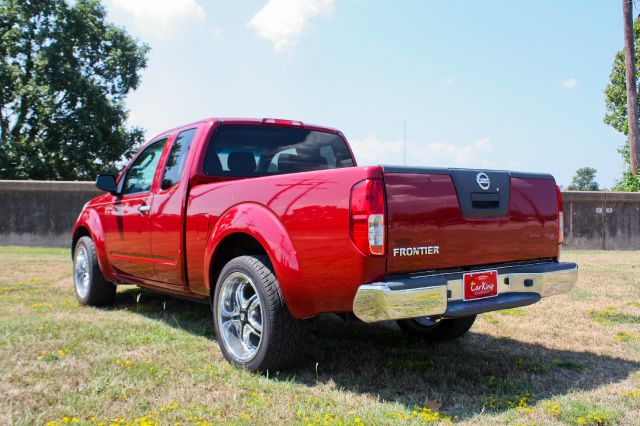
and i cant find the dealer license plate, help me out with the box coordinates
[463,270,498,301]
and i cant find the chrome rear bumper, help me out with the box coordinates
[352,262,578,323]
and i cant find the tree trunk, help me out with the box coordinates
[623,0,640,174]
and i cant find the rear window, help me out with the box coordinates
[203,125,355,177]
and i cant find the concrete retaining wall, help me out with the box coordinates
[0,181,638,250]
[563,191,640,250]
[0,180,99,248]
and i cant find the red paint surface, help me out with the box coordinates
[384,173,559,274]
[72,118,561,319]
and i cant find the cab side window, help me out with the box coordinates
[123,139,167,195]
[161,129,197,190]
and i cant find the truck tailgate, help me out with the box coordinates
[383,167,560,274]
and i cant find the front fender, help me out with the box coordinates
[204,203,314,318]
[72,208,116,282]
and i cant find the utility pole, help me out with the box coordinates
[403,121,407,166]
[623,0,639,174]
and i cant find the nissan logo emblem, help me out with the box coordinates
[476,172,490,190]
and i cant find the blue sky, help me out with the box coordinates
[104,0,626,188]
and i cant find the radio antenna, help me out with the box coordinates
[403,121,407,166]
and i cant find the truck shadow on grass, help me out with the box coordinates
[290,315,640,418]
[114,289,639,419]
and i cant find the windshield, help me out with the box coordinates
[203,125,355,177]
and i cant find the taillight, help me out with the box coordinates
[556,185,564,245]
[262,118,304,127]
[350,179,385,255]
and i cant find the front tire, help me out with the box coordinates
[397,315,476,341]
[73,236,116,306]
[212,255,304,372]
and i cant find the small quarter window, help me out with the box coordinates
[161,128,197,190]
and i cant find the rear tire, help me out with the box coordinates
[73,236,116,306]
[212,255,304,372]
[397,315,476,341]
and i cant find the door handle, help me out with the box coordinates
[138,205,150,214]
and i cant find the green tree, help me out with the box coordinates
[567,167,600,191]
[0,0,149,180]
[604,15,640,191]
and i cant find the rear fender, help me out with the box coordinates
[204,203,313,318]
[72,208,116,282]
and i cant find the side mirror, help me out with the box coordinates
[96,174,118,194]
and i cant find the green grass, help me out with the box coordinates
[590,307,640,325]
[551,359,586,373]
[558,400,619,425]
[1,248,640,425]
[570,288,595,301]
[498,308,527,316]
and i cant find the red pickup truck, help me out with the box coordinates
[72,117,578,371]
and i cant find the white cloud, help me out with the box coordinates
[248,0,335,53]
[105,0,206,39]
[561,78,578,89]
[445,76,455,85]
[349,136,496,169]
[209,26,224,40]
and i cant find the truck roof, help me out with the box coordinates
[150,117,341,142]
